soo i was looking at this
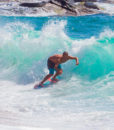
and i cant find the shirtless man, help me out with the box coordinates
[34,51,79,88]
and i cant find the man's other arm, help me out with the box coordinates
[68,56,79,65]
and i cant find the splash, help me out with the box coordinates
[0,19,114,83]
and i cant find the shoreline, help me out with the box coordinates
[0,0,113,17]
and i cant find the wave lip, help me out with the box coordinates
[0,18,114,82]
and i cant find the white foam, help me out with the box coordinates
[0,125,52,130]
[71,36,96,54]
[99,29,114,39]
[95,2,114,15]
[0,74,114,129]
[70,29,114,54]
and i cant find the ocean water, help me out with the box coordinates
[0,14,114,130]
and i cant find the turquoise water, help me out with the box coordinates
[0,14,114,83]
[0,14,114,129]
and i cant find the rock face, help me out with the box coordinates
[50,0,77,14]
[84,2,99,10]
[74,0,97,1]
[0,0,113,16]
[18,0,100,16]
[97,0,114,3]
[20,2,47,8]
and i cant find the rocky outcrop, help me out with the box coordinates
[84,2,99,10]
[1,0,113,16]
[74,0,97,1]
[18,0,100,16]
[50,0,77,14]
[20,1,47,8]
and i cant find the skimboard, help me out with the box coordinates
[34,78,59,89]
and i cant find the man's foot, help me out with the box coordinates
[34,84,44,89]
[51,78,59,83]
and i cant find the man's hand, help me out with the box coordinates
[76,61,79,65]
[68,56,79,66]
[76,57,79,65]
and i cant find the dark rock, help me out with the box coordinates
[20,1,47,8]
[74,0,84,2]
[84,2,99,10]
[74,0,97,2]
[50,0,77,14]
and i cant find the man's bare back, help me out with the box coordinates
[49,54,69,64]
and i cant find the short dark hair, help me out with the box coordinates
[63,51,68,55]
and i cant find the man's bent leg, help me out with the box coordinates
[39,74,53,85]
[34,74,53,88]
[52,69,63,81]
[39,68,54,86]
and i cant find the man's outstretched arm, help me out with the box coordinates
[68,56,79,65]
